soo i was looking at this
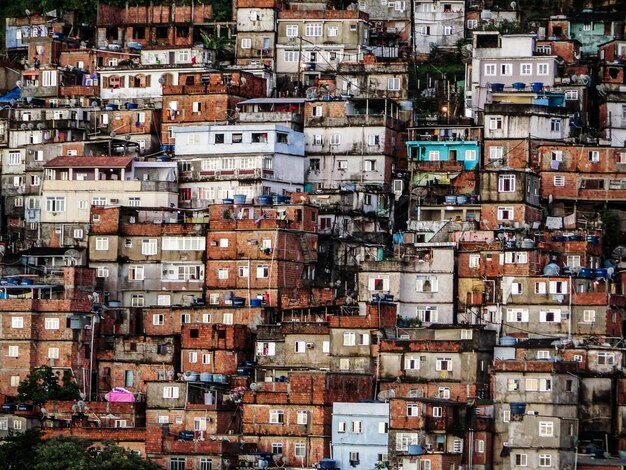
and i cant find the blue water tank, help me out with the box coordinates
[510,402,526,414]
[179,431,194,441]
[408,445,424,455]
[500,336,517,346]
[319,459,337,469]
[258,195,273,205]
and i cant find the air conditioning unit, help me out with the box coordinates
[110,198,119,204]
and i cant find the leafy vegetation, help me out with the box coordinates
[0,431,161,470]
[17,365,81,407]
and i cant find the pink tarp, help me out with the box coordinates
[105,387,136,402]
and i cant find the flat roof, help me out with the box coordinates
[239,98,308,105]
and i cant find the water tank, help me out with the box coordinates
[184,372,199,382]
[233,194,247,204]
[500,336,517,346]
[512,82,526,90]
[200,373,213,382]
[579,267,594,278]
[530,82,544,92]
[258,195,273,205]
[510,402,526,414]
[521,239,535,249]
[276,195,291,204]
[222,198,234,204]
[232,297,245,307]
[250,298,262,307]
[491,83,505,92]
[17,404,34,412]
[445,196,457,204]
[456,195,468,204]
[408,445,424,455]
[319,459,337,469]
[178,431,195,441]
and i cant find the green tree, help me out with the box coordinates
[0,432,160,470]
[17,365,80,407]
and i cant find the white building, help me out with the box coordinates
[173,124,306,205]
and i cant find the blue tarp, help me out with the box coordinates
[0,87,21,104]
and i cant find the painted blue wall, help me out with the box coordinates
[406,140,480,170]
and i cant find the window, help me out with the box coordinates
[417,307,438,323]
[500,63,512,75]
[128,265,144,281]
[515,454,528,467]
[170,458,186,470]
[400,403,418,418]
[520,63,532,75]
[192,102,202,113]
[583,309,596,323]
[469,254,480,268]
[539,454,552,467]
[583,22,592,31]
[526,378,539,391]
[507,309,529,322]
[284,50,298,62]
[94,237,109,251]
[188,351,198,364]
[338,421,347,433]
[507,379,520,391]
[485,64,496,76]
[549,281,567,294]
[504,252,528,264]
[296,410,308,425]
[565,90,578,100]
[554,175,565,187]
[460,330,473,340]
[539,378,552,391]
[589,151,600,162]
[142,239,157,255]
[286,25,298,37]
[416,276,438,292]
[465,149,477,161]
[223,313,233,325]
[7,346,19,357]
[511,282,523,295]
[537,63,549,75]
[349,452,360,464]
[256,265,269,278]
[163,386,180,399]
[503,410,510,422]
[327,26,339,37]
[352,421,362,433]
[598,352,615,365]
[343,332,356,346]
[404,354,421,369]
[387,78,401,90]
[550,119,561,132]
[428,150,440,161]
[295,443,306,458]
[436,357,452,371]
[46,196,65,213]
[153,314,165,326]
[339,358,350,370]
[467,19,478,29]
[537,350,550,359]
[540,309,562,322]
[489,146,503,159]
[131,294,144,307]
[11,317,23,329]
[187,133,200,145]
[97,267,109,278]
[539,421,554,436]
[330,134,341,145]
[10,376,20,387]
[498,206,514,220]
[269,409,284,423]
[305,24,323,37]
[45,317,59,329]
[8,152,21,165]
[498,174,516,192]
[48,347,59,359]
[474,439,485,454]
[162,237,205,251]
[432,407,443,418]
[241,38,252,49]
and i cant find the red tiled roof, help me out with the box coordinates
[44,156,135,168]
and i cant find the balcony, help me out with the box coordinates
[181,168,267,182]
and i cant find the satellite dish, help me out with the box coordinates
[37,123,45,130]
[249,383,262,391]
[110,132,116,138]
[20,123,28,130]
[125,133,131,141]
[579,75,590,85]
[14,81,21,89]
[91,101,99,108]
[158,77,166,85]
[25,9,31,15]
[510,1,517,8]
[570,75,578,83]
[27,123,34,130]
[10,98,16,106]
[64,249,80,258]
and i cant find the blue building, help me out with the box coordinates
[332,402,389,470]
[406,126,482,172]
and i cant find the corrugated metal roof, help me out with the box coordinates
[44,155,135,168]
